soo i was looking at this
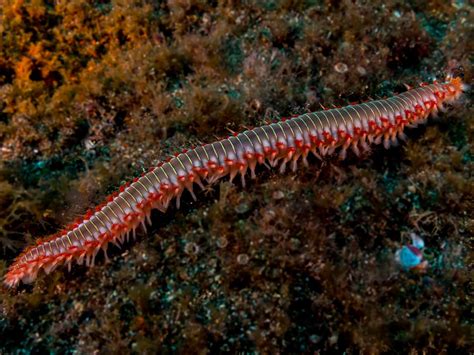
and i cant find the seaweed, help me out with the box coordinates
[0,0,472,353]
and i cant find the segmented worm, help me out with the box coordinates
[4,77,466,288]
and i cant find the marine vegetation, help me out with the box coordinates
[0,0,472,353]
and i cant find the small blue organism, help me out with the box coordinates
[395,233,428,271]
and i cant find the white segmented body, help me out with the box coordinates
[4,79,465,288]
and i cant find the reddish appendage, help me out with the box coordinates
[4,78,466,288]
